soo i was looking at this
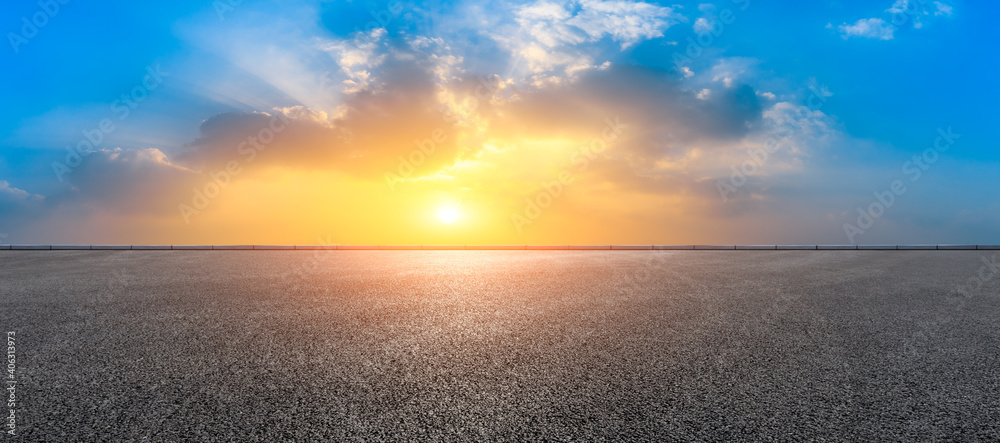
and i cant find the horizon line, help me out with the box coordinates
[2,244,999,251]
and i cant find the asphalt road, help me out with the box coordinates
[1,251,999,441]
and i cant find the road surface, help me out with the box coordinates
[1,251,998,441]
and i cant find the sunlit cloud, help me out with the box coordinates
[0,0,993,245]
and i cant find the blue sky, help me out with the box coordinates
[0,0,997,244]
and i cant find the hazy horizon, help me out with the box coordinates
[2,0,997,245]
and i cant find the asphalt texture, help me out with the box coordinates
[1,251,999,441]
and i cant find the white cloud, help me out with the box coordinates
[837,1,954,40]
[493,0,684,79]
[934,1,954,16]
[0,180,45,233]
[407,36,466,84]
[708,57,757,88]
[694,17,713,35]
[0,181,42,202]
[886,0,912,14]
[568,0,684,48]
[839,18,895,40]
[274,106,331,126]
[747,101,838,166]
[513,0,682,50]
[321,28,388,94]
[884,0,952,16]
[177,7,348,112]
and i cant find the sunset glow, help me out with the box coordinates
[0,1,996,246]
[437,205,461,225]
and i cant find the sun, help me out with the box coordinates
[436,205,461,224]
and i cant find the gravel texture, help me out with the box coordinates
[1,250,999,441]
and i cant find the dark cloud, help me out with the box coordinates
[57,148,200,216]
[176,53,462,178]
[482,65,762,153]
[0,181,46,232]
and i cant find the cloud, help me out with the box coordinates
[0,41,805,240]
[933,1,954,16]
[541,0,682,48]
[493,64,763,148]
[886,0,913,14]
[708,57,758,88]
[167,56,778,218]
[839,18,895,40]
[468,65,846,224]
[884,0,953,16]
[694,17,713,35]
[0,149,197,236]
[692,3,725,36]
[0,181,42,203]
[486,0,684,80]
[321,28,389,94]
[177,3,349,112]
[837,1,955,40]
[8,0,954,245]
[176,52,461,178]
[0,181,46,238]
[425,63,779,212]
[0,180,43,207]
[59,148,199,215]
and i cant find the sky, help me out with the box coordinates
[0,0,997,245]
